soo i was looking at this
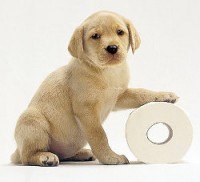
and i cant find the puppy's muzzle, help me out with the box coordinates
[106,45,118,54]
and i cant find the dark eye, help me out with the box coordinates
[91,33,101,39]
[117,29,124,36]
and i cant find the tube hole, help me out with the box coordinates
[146,122,173,145]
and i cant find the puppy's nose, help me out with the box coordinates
[106,45,118,54]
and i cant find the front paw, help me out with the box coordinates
[99,153,129,165]
[155,92,179,103]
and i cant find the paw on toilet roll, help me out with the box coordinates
[125,102,193,164]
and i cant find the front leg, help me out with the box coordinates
[73,104,129,165]
[114,88,179,110]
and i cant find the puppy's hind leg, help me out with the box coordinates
[60,149,96,162]
[14,108,59,167]
[11,149,21,164]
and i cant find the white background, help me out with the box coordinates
[0,0,200,181]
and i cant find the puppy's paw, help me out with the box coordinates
[75,149,96,161]
[61,149,96,162]
[39,152,59,167]
[155,92,179,103]
[99,154,129,165]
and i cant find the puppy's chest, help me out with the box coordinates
[100,87,123,121]
[89,63,129,121]
[100,75,128,121]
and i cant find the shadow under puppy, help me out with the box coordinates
[11,11,178,166]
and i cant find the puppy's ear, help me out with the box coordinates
[68,25,84,59]
[125,19,141,53]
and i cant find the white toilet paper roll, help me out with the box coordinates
[125,102,193,164]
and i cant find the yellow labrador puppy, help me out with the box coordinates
[11,11,178,166]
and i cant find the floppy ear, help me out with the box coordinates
[125,19,141,54]
[68,25,84,59]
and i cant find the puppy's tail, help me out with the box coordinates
[11,149,21,164]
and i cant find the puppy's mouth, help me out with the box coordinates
[97,49,125,66]
[106,54,121,63]
[105,52,125,64]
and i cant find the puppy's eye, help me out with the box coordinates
[91,33,101,39]
[117,29,124,36]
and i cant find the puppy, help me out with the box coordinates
[11,11,178,166]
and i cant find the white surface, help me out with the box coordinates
[126,102,193,163]
[1,162,200,182]
[0,0,200,181]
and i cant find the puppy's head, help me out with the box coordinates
[68,11,140,68]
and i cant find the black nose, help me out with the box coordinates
[106,45,118,54]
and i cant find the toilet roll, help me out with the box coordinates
[125,102,193,164]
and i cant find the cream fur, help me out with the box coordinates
[11,11,178,166]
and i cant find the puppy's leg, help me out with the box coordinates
[11,149,21,164]
[114,88,179,110]
[74,106,129,165]
[14,108,59,167]
[60,149,96,162]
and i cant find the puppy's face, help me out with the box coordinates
[68,11,141,68]
[84,15,129,66]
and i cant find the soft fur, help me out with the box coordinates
[11,11,178,166]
